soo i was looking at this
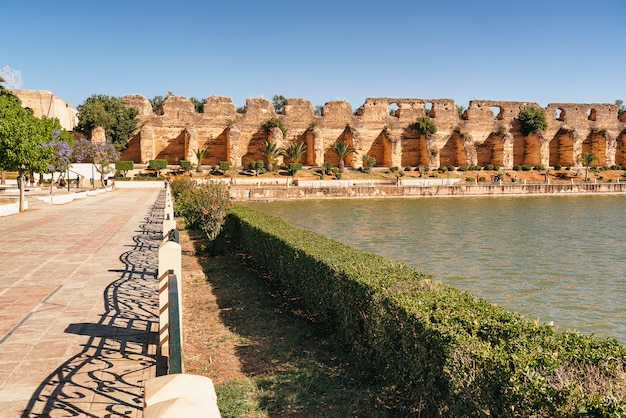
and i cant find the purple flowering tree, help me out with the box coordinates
[42,130,72,196]
[71,138,119,187]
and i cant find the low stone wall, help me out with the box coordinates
[232,182,626,201]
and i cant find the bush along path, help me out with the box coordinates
[179,227,394,417]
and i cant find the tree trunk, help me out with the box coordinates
[339,159,345,173]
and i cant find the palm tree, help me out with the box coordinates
[330,140,356,172]
[258,140,281,172]
[281,141,306,164]
[577,152,598,182]
[193,149,207,172]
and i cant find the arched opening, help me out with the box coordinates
[156,130,186,164]
[365,131,392,167]
[242,131,266,166]
[555,108,565,121]
[388,102,399,118]
[324,127,355,168]
[491,106,503,120]
[588,108,597,121]
[477,133,505,167]
[513,133,541,166]
[439,132,467,167]
[425,102,435,118]
[616,130,626,166]
[201,131,228,165]
[401,132,428,167]
[549,128,575,167]
[582,131,607,166]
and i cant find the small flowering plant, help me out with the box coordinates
[173,179,231,241]
[42,129,72,193]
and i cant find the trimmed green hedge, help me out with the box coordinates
[223,205,626,416]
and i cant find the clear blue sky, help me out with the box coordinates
[3,0,625,110]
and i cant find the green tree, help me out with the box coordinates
[194,148,207,172]
[258,140,280,172]
[577,152,598,182]
[262,118,287,138]
[190,97,204,113]
[150,95,165,115]
[518,106,547,136]
[281,141,306,164]
[76,94,138,150]
[329,140,356,173]
[410,116,437,135]
[272,94,287,114]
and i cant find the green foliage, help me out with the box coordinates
[148,159,168,171]
[76,94,138,150]
[173,179,231,241]
[115,160,134,176]
[457,105,465,119]
[219,161,230,172]
[190,97,204,113]
[194,148,207,171]
[262,118,287,138]
[362,155,376,174]
[257,140,280,171]
[518,105,548,136]
[180,160,191,170]
[288,162,302,174]
[222,206,626,416]
[282,141,306,164]
[329,140,356,172]
[616,100,625,117]
[149,95,165,115]
[0,89,69,173]
[410,115,437,135]
[272,95,287,115]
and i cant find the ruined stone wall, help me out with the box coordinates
[13,90,77,131]
[120,94,626,169]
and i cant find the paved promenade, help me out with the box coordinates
[0,189,163,417]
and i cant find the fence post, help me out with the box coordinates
[158,240,181,354]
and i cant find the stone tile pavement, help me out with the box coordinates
[0,189,164,417]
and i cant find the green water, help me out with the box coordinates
[249,195,626,342]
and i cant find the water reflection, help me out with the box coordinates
[250,195,626,343]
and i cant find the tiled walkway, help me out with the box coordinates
[0,189,163,417]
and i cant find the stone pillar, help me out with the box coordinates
[228,125,242,166]
[502,132,514,168]
[184,126,198,163]
[385,128,403,169]
[141,125,155,162]
[312,127,325,166]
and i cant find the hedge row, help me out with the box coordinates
[223,205,626,416]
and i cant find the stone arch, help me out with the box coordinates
[200,130,229,165]
[549,128,575,167]
[477,133,506,167]
[440,132,468,167]
[425,102,435,118]
[365,130,392,166]
[582,131,607,166]
[156,129,186,164]
[514,132,542,166]
[241,129,267,165]
[324,126,355,168]
[401,131,429,167]
[615,130,626,166]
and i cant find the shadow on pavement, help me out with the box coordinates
[21,192,164,417]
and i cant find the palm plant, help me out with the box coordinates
[282,141,306,164]
[330,140,356,172]
[577,152,598,182]
[258,140,281,172]
[193,148,207,172]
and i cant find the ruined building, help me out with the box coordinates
[117,95,626,169]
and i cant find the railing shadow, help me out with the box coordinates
[22,192,165,417]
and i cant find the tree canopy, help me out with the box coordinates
[410,116,437,135]
[76,94,138,150]
[272,95,287,114]
[518,106,547,136]
[0,89,71,174]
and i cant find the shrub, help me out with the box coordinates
[404,166,412,172]
[410,115,437,135]
[447,165,455,171]
[115,160,134,176]
[465,177,474,182]
[362,155,376,174]
[246,161,257,170]
[485,164,495,171]
[534,164,544,171]
[288,163,302,174]
[479,176,487,182]
[180,160,191,171]
[439,166,448,173]
[458,166,469,172]
[256,160,264,170]
[262,118,287,137]
[148,159,167,176]
[219,161,230,172]
[222,206,626,415]
[554,164,562,170]
[175,180,231,240]
[521,164,532,171]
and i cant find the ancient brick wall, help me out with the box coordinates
[120,95,626,169]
